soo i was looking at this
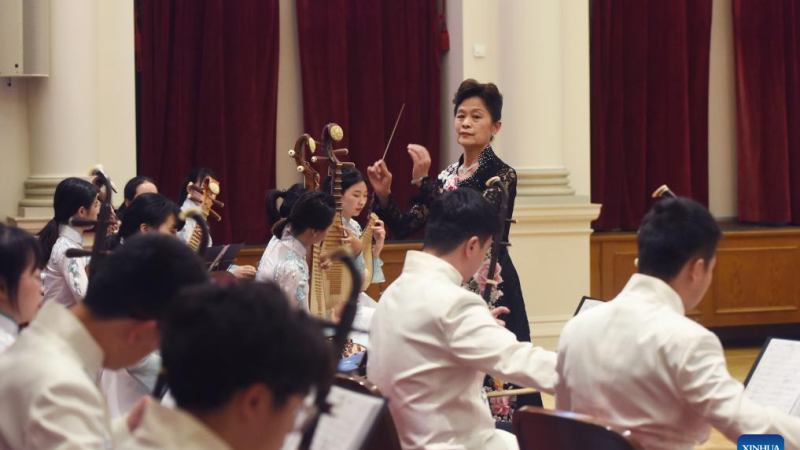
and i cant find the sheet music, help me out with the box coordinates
[576,298,605,316]
[744,339,800,417]
[281,386,386,450]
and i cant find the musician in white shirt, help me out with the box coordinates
[119,281,332,450]
[369,188,558,450]
[0,223,45,354]
[37,177,100,308]
[555,196,800,450]
[0,234,208,450]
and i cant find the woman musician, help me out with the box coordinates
[321,167,387,348]
[176,167,256,279]
[256,186,336,312]
[367,79,542,419]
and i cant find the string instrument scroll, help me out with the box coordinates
[290,134,321,191]
[186,176,224,251]
[652,184,677,199]
[65,166,117,277]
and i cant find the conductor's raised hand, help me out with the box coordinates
[367,160,393,206]
[407,144,431,180]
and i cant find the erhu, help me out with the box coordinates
[482,176,515,302]
[65,166,117,276]
[186,176,224,251]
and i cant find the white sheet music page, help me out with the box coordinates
[577,298,605,315]
[744,338,800,417]
[280,386,386,450]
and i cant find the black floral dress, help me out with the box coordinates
[372,146,544,422]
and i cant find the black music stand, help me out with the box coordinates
[204,243,244,272]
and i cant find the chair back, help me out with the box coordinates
[513,406,644,450]
[333,374,402,450]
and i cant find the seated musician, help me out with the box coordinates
[176,167,256,279]
[0,234,208,450]
[322,167,387,347]
[101,193,182,417]
[176,167,218,246]
[116,176,158,221]
[109,193,181,249]
[119,281,332,450]
[257,186,335,312]
[0,223,45,354]
[37,177,100,307]
[555,196,800,450]
[368,188,557,450]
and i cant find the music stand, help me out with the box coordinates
[204,243,244,272]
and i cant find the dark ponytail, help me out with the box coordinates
[178,167,217,206]
[266,183,307,229]
[37,178,99,260]
[117,176,157,220]
[272,191,335,238]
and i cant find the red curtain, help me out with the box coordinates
[591,0,713,230]
[295,0,441,220]
[137,0,279,244]
[732,0,800,223]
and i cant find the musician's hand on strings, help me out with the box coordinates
[232,265,256,280]
[367,160,393,207]
[319,252,333,271]
[341,227,362,256]
[408,144,431,180]
[372,220,386,257]
[490,306,510,327]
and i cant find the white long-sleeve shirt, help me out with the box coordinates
[118,401,232,450]
[43,225,89,308]
[555,273,800,450]
[0,312,18,354]
[0,302,129,450]
[368,250,557,450]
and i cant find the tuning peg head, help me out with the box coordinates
[330,125,344,142]
[297,166,305,173]
[288,149,296,157]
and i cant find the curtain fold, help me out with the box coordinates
[295,0,441,222]
[138,0,279,244]
[591,0,712,230]
[732,0,800,223]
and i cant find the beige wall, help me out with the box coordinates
[275,0,304,190]
[96,0,137,189]
[0,78,30,221]
[708,0,738,219]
